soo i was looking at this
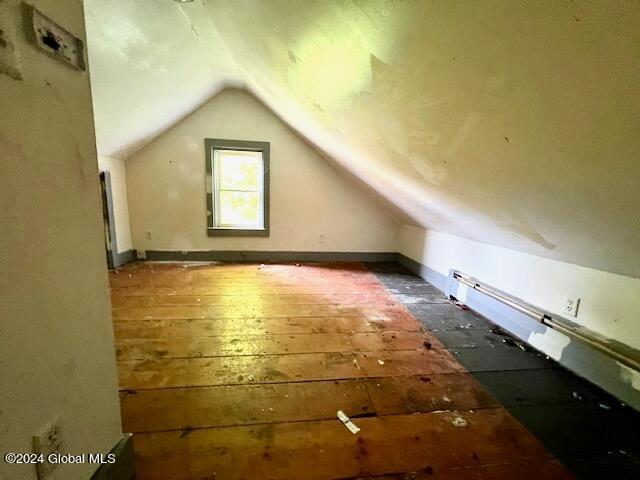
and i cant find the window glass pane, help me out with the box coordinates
[218,191,262,227]
[217,150,262,190]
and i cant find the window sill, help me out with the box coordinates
[207,228,270,237]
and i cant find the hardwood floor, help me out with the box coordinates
[110,262,573,480]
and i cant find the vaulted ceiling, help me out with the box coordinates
[85,0,640,277]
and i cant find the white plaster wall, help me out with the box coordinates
[126,89,398,254]
[399,225,640,351]
[0,1,122,479]
[86,0,640,278]
[98,156,133,253]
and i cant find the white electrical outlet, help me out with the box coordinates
[33,420,63,478]
[564,296,580,317]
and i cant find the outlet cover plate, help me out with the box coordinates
[564,296,580,317]
[27,4,85,70]
[33,420,62,479]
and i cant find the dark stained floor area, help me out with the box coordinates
[110,261,578,479]
[366,261,640,480]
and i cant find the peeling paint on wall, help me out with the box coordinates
[527,330,571,361]
[85,0,640,277]
[618,363,640,392]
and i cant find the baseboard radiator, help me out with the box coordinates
[452,271,640,373]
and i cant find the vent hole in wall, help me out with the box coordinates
[41,30,61,51]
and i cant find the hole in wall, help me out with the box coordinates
[41,30,61,51]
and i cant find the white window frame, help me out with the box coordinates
[212,149,265,230]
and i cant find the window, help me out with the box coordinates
[205,139,270,236]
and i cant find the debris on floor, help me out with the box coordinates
[450,300,470,310]
[502,337,527,351]
[490,326,509,336]
[452,416,468,428]
[365,263,639,479]
[110,262,594,478]
[337,410,361,434]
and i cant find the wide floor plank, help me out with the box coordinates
[121,373,499,433]
[118,349,465,389]
[111,293,396,308]
[132,409,554,480]
[115,331,443,360]
[112,303,409,320]
[113,315,421,338]
[111,285,390,296]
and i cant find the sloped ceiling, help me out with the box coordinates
[85,0,640,278]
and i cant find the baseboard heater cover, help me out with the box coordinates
[451,271,640,373]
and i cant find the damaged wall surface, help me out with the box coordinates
[399,226,640,352]
[83,0,640,371]
[85,0,640,278]
[0,1,123,479]
[397,226,640,406]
